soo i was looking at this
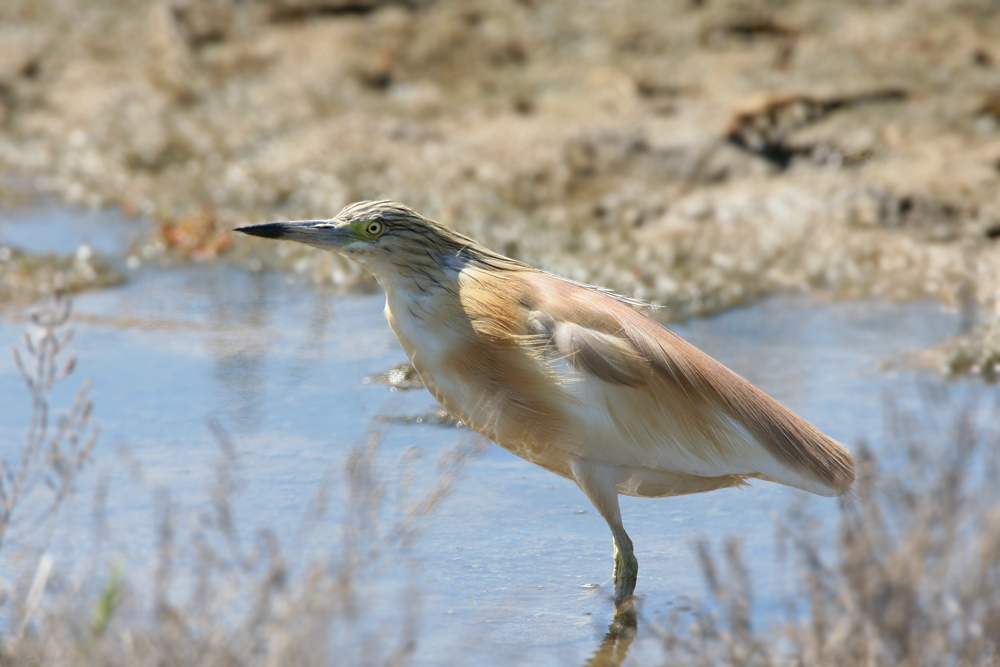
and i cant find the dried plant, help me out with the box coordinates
[655,391,1000,666]
[1,293,96,552]
[0,426,475,665]
[0,293,474,665]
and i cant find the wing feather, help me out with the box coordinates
[520,272,855,497]
[537,315,650,386]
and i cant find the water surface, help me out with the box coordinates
[0,207,978,664]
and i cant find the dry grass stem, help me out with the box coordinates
[655,393,1000,666]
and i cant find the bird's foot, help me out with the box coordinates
[612,546,638,611]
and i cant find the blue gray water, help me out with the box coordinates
[0,206,980,664]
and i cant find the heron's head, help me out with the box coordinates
[237,200,529,290]
[236,200,474,278]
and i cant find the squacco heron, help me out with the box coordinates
[236,200,855,610]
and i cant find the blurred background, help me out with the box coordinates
[1,1,1000,664]
[0,0,998,348]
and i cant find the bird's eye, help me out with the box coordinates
[365,220,383,236]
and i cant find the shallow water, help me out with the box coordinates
[0,207,981,664]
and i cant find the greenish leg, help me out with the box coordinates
[611,526,637,610]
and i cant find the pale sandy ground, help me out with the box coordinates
[0,0,998,377]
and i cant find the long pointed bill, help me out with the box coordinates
[234,220,356,249]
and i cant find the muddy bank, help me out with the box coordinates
[0,0,998,376]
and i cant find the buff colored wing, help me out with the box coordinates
[519,272,856,498]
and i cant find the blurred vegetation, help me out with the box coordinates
[0,295,474,665]
[0,243,123,302]
[654,393,1000,666]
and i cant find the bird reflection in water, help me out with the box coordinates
[585,607,637,667]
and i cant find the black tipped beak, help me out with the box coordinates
[235,221,325,239]
[234,220,355,249]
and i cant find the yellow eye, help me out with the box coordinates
[365,220,383,236]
